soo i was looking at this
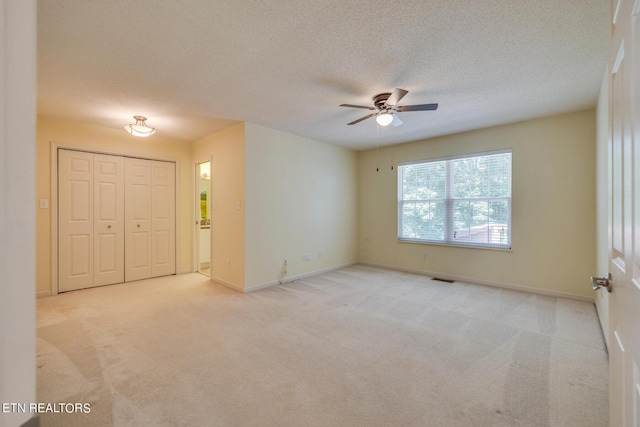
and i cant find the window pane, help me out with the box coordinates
[401,201,445,240]
[488,200,509,245]
[453,200,470,236]
[401,202,416,238]
[422,201,445,240]
[401,161,445,200]
[452,157,489,198]
[451,153,511,199]
[487,154,511,198]
[453,200,490,243]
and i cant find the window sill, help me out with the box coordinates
[397,238,512,251]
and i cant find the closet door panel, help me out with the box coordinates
[94,154,125,287]
[151,161,176,277]
[125,158,152,281]
[58,150,94,292]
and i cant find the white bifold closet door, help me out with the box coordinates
[124,158,176,281]
[58,150,175,292]
[59,150,125,292]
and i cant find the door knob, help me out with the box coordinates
[108,225,111,229]
[137,224,140,228]
[591,273,612,292]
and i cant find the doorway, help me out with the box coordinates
[196,161,211,276]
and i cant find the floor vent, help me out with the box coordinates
[432,277,455,283]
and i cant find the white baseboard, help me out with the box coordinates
[243,262,358,293]
[210,276,244,293]
[358,262,594,303]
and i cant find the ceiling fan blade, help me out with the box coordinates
[396,103,438,112]
[391,115,403,127]
[340,104,375,110]
[385,88,409,106]
[347,113,376,125]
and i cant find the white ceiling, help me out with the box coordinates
[37,0,609,150]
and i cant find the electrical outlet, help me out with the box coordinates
[422,251,428,260]
[302,253,312,261]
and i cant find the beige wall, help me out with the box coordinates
[192,123,246,290]
[244,123,358,290]
[36,116,193,296]
[1,1,37,426]
[37,111,598,301]
[358,110,597,300]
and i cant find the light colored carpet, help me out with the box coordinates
[36,265,608,426]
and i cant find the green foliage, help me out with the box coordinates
[200,191,207,220]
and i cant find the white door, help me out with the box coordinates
[125,158,176,281]
[608,0,640,424]
[93,154,125,286]
[125,158,153,282]
[151,161,176,277]
[58,150,94,292]
[59,150,126,291]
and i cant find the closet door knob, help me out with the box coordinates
[107,225,111,229]
[137,224,140,228]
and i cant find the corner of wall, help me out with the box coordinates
[197,122,247,291]
[243,123,358,289]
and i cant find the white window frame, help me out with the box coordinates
[397,149,512,250]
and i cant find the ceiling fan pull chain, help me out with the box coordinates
[376,123,380,172]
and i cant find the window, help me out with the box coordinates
[398,150,511,249]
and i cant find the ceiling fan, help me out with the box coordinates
[340,88,438,127]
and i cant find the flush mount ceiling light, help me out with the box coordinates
[376,112,394,126]
[124,115,156,137]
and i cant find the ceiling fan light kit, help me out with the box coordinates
[340,88,438,126]
[376,113,394,126]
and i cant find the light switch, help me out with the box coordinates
[39,199,49,209]
[235,200,241,210]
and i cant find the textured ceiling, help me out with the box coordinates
[38,0,608,150]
